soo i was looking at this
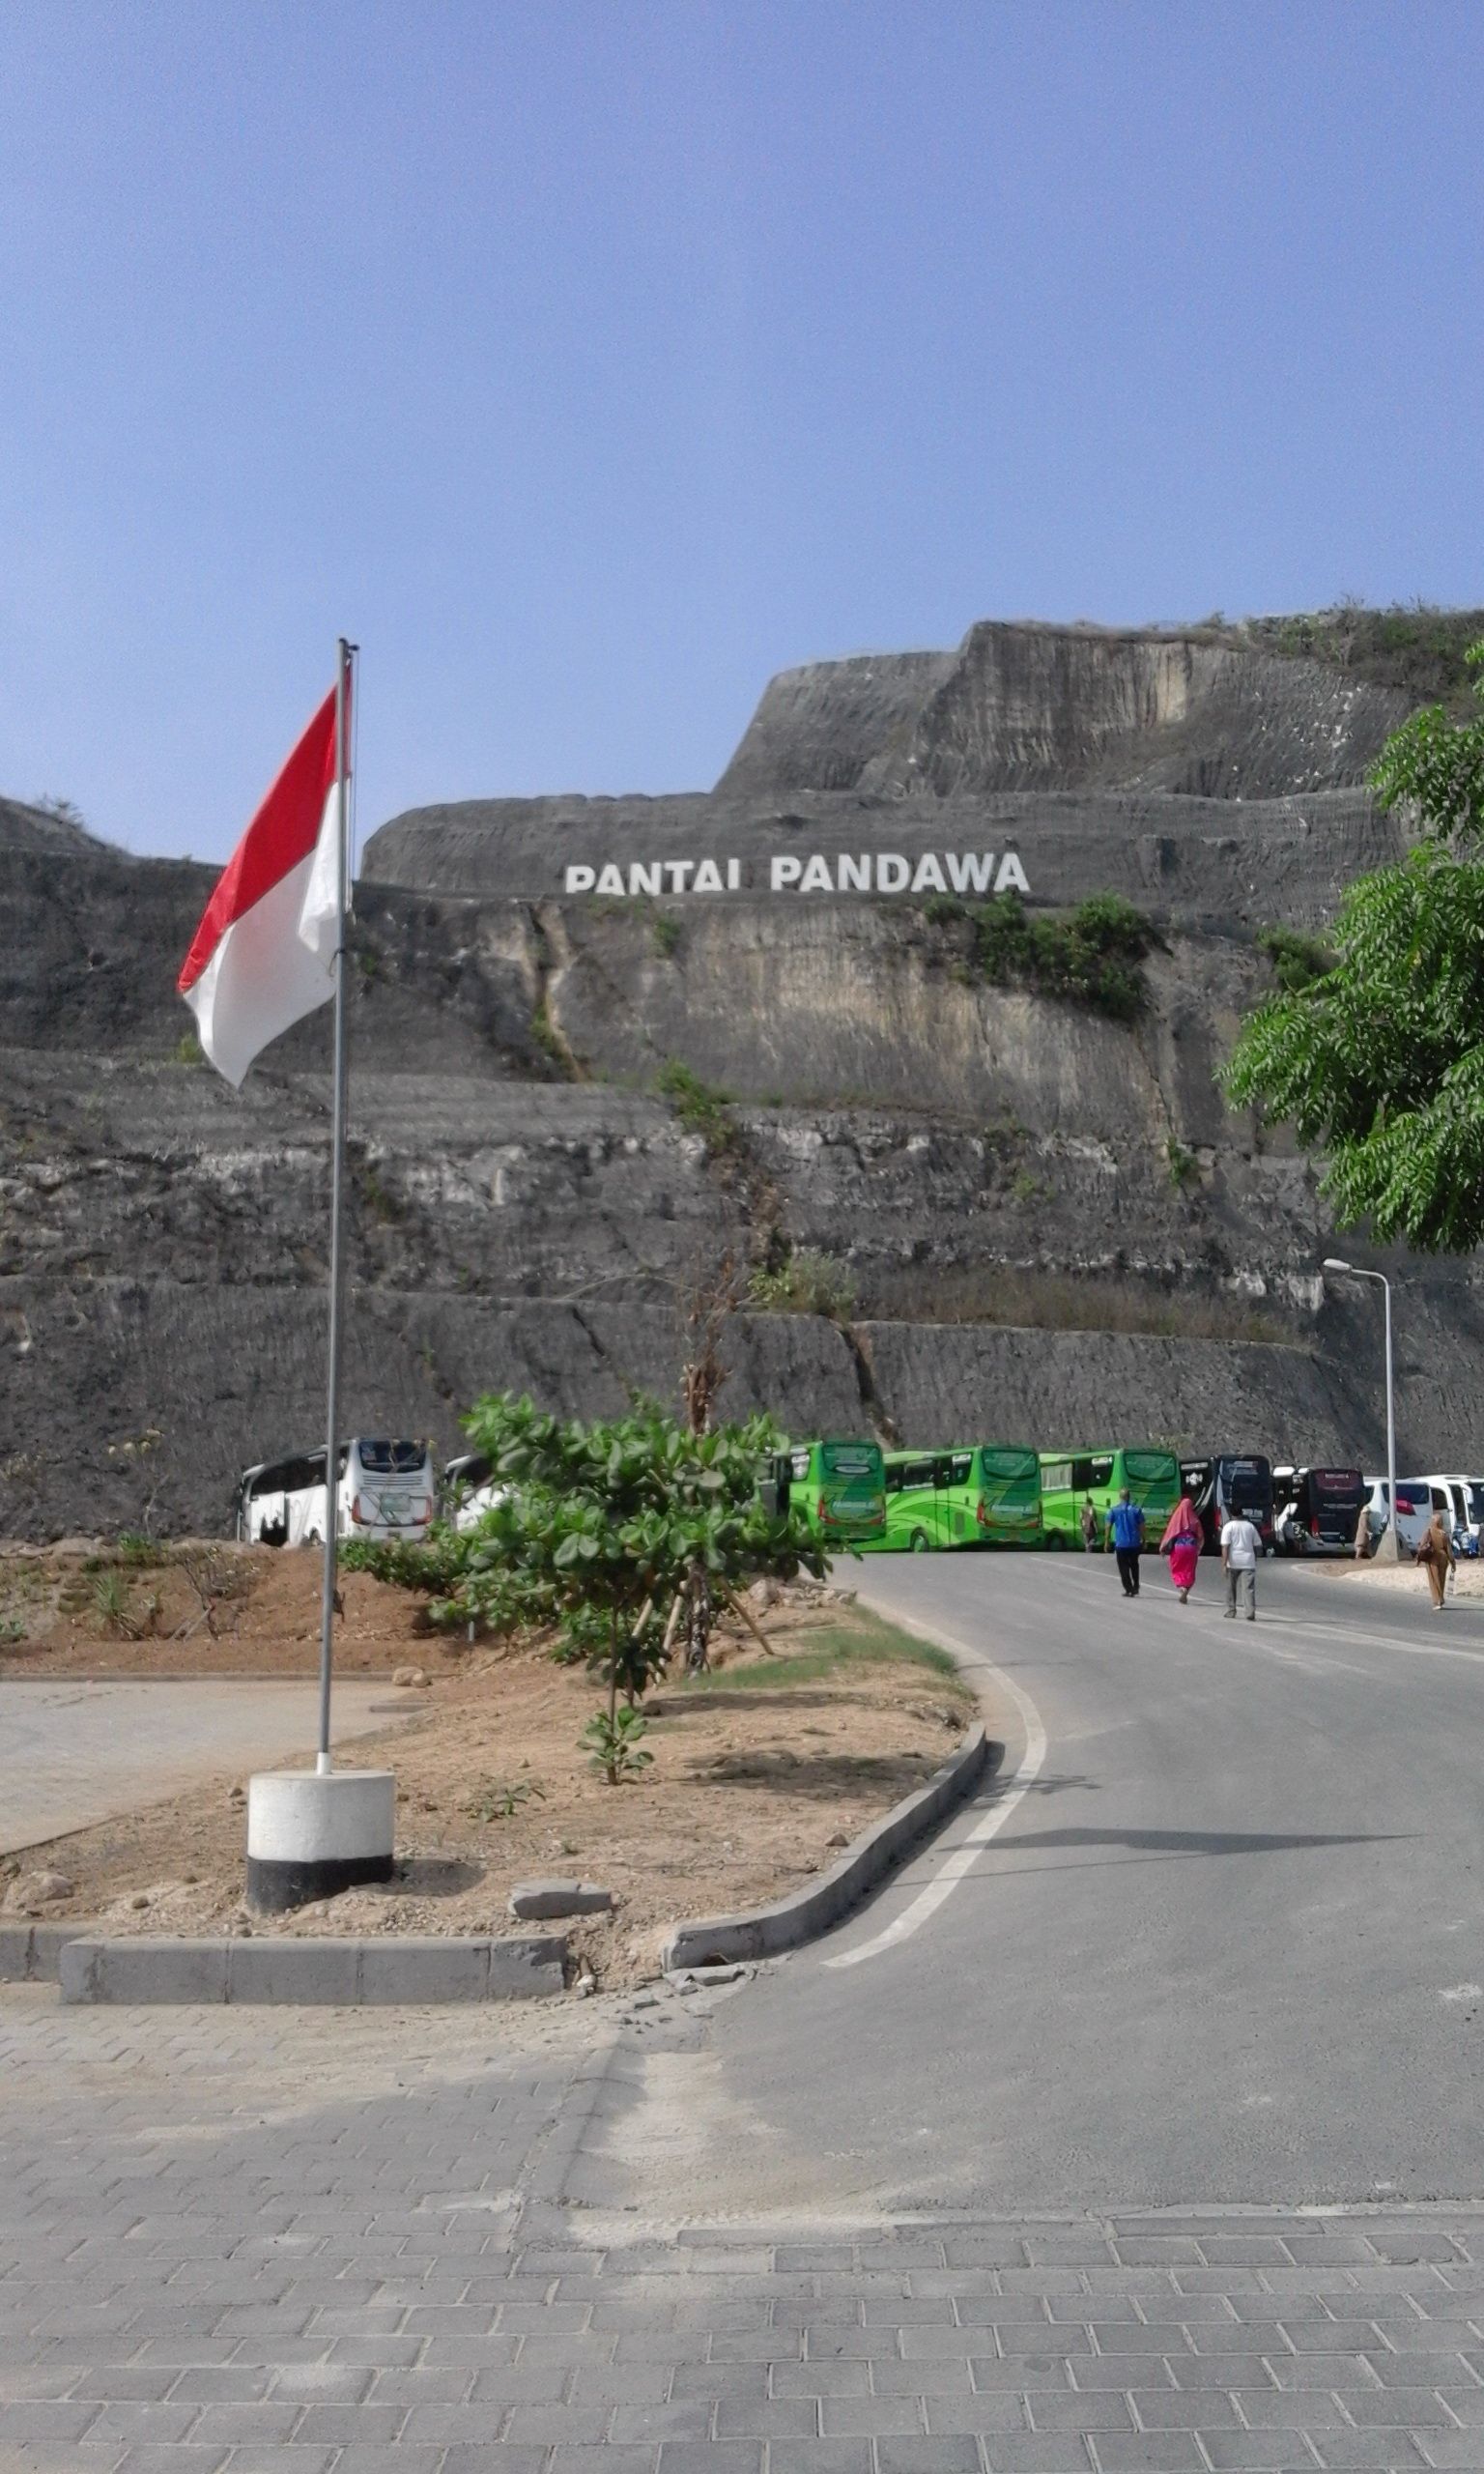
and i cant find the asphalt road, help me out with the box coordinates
[0,1678,414,1854]
[615,1555,1484,2218]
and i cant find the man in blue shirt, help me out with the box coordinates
[1105,1488,1145,1597]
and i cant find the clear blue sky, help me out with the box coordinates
[2,0,1479,863]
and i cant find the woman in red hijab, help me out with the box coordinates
[1160,1491,1203,1602]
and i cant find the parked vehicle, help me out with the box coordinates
[861,1445,1042,1552]
[785,1439,887,1546]
[1418,1474,1484,1554]
[1271,1464,1368,1555]
[1180,1454,1276,1555]
[442,1452,509,1532]
[1361,1477,1432,1558]
[1038,1448,1180,1549]
[236,1437,436,1545]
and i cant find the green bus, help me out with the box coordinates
[785,1439,887,1546]
[862,1446,1043,1552]
[1038,1447,1181,1549]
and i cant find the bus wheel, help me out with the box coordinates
[1045,1530,1065,1549]
[910,1530,930,1553]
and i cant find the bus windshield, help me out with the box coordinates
[822,1443,882,1480]
[1219,1456,1272,1513]
[357,1439,429,1476]
[979,1448,1038,1484]
[1126,1451,1179,1485]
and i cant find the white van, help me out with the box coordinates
[1419,1474,1484,1552]
[443,1453,509,1533]
[1362,1477,1432,1558]
[236,1438,436,1546]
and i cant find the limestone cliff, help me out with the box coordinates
[2,617,1476,1538]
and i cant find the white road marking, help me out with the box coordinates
[823,1627,1046,1971]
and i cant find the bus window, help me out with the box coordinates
[357,1439,428,1477]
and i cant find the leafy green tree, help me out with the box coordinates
[1222,647,1484,1251]
[440,1394,825,1782]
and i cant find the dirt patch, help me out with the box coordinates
[0,1599,975,1989]
[0,1542,445,1676]
[1316,1556,1484,1601]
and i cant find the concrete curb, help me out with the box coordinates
[661,1721,994,1971]
[53,1931,567,2005]
[0,1923,87,1983]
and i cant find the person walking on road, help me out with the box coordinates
[1418,1507,1457,1611]
[1220,1507,1261,1621]
[1080,1497,1099,1552]
[1105,1487,1145,1597]
[1160,1490,1204,1603]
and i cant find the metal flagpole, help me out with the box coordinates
[316,638,356,1775]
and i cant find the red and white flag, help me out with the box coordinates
[178,683,347,1085]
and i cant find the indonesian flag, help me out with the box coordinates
[178,683,347,1085]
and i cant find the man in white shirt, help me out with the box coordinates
[1220,1512,1260,1621]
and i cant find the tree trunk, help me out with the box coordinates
[685,1557,712,1672]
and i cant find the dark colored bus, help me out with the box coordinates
[1272,1464,1367,1555]
[1180,1454,1276,1555]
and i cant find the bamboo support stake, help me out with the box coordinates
[719,1580,778,1656]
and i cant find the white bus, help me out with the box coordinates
[235,1438,437,1546]
[442,1453,509,1533]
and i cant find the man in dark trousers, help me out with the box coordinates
[1105,1486,1146,1597]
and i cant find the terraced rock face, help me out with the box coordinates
[2,618,1477,1539]
[718,622,1411,801]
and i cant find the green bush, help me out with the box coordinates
[1258,926,1336,993]
[529,997,575,1077]
[1241,602,1484,709]
[971,891,1155,1021]
[339,1523,468,1593]
[1165,1137,1201,1192]
[919,893,969,928]
[580,1704,652,1784]
[656,1060,737,1152]
[748,1249,857,1319]
[651,912,682,958]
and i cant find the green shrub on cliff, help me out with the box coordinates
[749,1248,856,1319]
[1241,602,1484,710]
[1257,926,1336,992]
[656,1060,738,1153]
[972,890,1155,1022]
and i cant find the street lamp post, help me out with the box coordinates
[1322,1259,1398,1562]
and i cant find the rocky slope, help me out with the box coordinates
[3,618,1478,1539]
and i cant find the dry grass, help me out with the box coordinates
[857,1262,1294,1344]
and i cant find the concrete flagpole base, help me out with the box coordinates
[245,1770,395,1914]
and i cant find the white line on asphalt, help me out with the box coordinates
[822,1634,1046,1971]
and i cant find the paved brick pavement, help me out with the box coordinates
[5,1988,1484,2472]
[2,1682,415,1856]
